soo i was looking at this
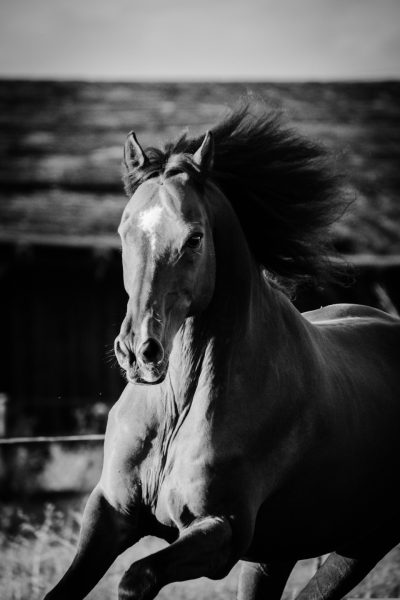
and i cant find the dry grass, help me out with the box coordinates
[0,503,80,600]
[1,501,399,600]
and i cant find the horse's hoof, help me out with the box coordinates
[118,561,159,600]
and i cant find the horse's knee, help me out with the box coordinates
[118,560,160,600]
[238,560,296,600]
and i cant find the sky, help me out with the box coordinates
[0,0,399,81]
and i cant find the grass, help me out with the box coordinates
[1,501,399,600]
[0,503,80,600]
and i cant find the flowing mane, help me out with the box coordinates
[123,103,345,290]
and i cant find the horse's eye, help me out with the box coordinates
[185,233,203,250]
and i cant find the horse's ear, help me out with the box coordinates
[193,131,214,171]
[124,131,148,172]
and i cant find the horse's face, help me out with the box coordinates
[115,170,215,385]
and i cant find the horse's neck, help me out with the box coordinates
[202,182,314,364]
[166,187,316,408]
[163,189,256,407]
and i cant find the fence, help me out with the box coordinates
[1,237,400,437]
[0,434,104,497]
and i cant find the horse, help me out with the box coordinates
[44,105,400,600]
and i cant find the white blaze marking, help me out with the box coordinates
[138,205,164,252]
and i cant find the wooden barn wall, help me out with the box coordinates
[0,242,399,436]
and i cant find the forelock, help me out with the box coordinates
[123,149,207,197]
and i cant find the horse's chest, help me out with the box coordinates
[149,428,243,529]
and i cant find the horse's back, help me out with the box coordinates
[302,301,400,416]
[303,302,399,324]
[303,303,400,381]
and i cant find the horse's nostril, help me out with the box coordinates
[115,338,135,366]
[115,338,125,357]
[138,338,164,365]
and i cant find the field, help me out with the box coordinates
[1,499,400,600]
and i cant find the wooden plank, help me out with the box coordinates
[0,434,104,445]
[0,231,120,248]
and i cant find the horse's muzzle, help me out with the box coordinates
[135,338,167,384]
[114,336,167,385]
[132,365,168,385]
[125,359,168,385]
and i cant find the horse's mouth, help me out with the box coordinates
[126,362,168,386]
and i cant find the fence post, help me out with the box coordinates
[0,393,8,437]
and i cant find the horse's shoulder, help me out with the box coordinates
[302,303,398,325]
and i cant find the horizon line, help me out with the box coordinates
[1,75,399,85]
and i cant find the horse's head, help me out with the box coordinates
[115,132,215,384]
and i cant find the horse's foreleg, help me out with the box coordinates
[118,515,234,600]
[295,548,391,600]
[237,560,296,600]
[44,485,141,600]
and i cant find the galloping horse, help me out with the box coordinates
[45,106,400,600]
